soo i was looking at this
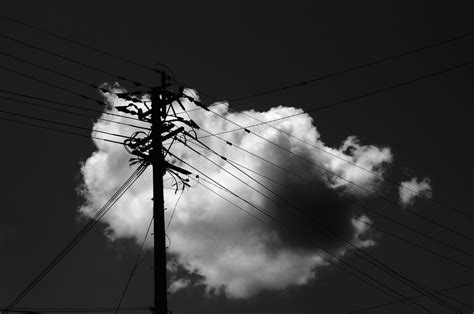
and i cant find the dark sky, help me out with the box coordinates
[0,1,473,313]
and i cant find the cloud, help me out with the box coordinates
[399,177,432,207]
[78,85,395,298]
[351,215,376,248]
[168,278,191,294]
[326,136,392,195]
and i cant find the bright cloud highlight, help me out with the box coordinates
[399,177,432,207]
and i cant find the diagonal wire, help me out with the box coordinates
[194,85,474,244]
[166,190,184,232]
[194,60,474,221]
[0,49,149,102]
[173,155,431,313]
[0,116,124,145]
[349,282,474,313]
[0,94,149,130]
[0,64,110,106]
[236,108,474,221]
[4,163,148,311]
[115,216,154,314]
[190,137,474,270]
[3,15,471,223]
[0,89,145,122]
[0,33,150,88]
[0,108,129,139]
[0,15,158,73]
[227,32,474,103]
[191,125,474,259]
[1,305,152,313]
[179,139,461,312]
[353,216,474,271]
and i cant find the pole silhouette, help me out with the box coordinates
[151,75,167,314]
[116,70,203,313]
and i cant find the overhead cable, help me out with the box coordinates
[172,154,435,313]
[3,163,148,311]
[0,95,149,130]
[0,89,145,122]
[349,282,474,313]
[115,217,154,313]
[0,15,157,73]
[0,108,129,139]
[0,33,150,88]
[191,125,474,258]
[0,116,123,145]
[180,139,461,312]
[228,32,474,103]
[191,137,474,269]
[195,74,474,244]
[1,305,151,313]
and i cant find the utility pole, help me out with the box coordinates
[151,74,167,314]
[117,70,204,313]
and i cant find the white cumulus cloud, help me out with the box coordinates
[399,177,432,207]
[78,84,400,298]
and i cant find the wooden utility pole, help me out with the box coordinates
[116,70,203,313]
[151,73,168,314]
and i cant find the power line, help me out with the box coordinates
[349,282,474,313]
[180,139,462,312]
[6,13,468,224]
[167,31,474,108]
[196,176,436,312]
[355,201,474,259]
[1,306,152,313]
[194,60,474,220]
[354,216,474,272]
[196,88,474,245]
[3,163,148,311]
[7,38,469,224]
[115,217,154,314]
[1,14,470,310]
[176,141,459,311]
[0,63,109,106]
[174,156,435,313]
[0,50,104,90]
[3,15,470,225]
[0,108,129,139]
[199,118,474,247]
[0,94,149,130]
[185,172,429,313]
[0,15,157,73]
[188,137,474,269]
[197,176,472,313]
[227,32,474,103]
[193,125,474,258]
[236,108,474,221]
[191,136,474,289]
[178,59,474,222]
[0,116,124,145]
[0,15,194,96]
[0,33,150,88]
[166,190,184,232]
[201,60,474,139]
[183,137,472,310]
[0,49,149,103]
[0,89,145,122]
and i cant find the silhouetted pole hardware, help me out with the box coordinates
[116,70,207,313]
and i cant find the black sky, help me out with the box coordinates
[0,1,473,313]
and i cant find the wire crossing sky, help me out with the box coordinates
[0,2,472,313]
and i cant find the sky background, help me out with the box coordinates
[0,1,473,313]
